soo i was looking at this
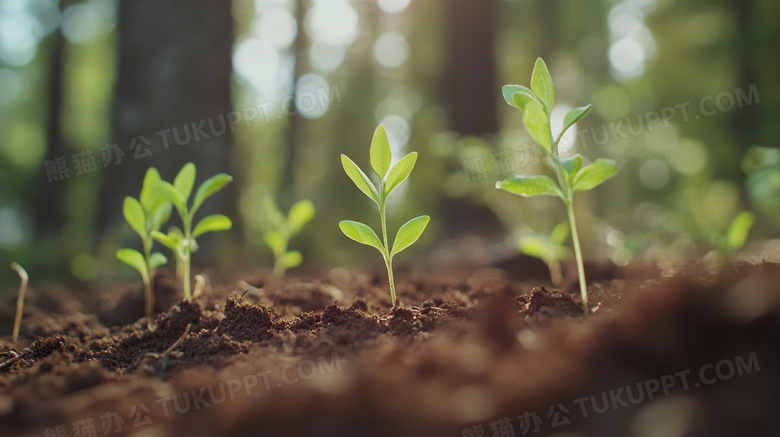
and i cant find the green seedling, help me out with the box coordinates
[10,262,28,346]
[715,211,754,264]
[153,163,233,300]
[261,196,315,278]
[116,168,172,316]
[339,125,430,308]
[497,58,617,315]
[518,222,571,287]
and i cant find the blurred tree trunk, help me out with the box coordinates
[444,0,498,136]
[282,0,307,202]
[98,0,235,241]
[732,0,757,163]
[33,0,71,244]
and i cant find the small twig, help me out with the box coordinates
[10,263,28,347]
[145,323,192,371]
[193,274,205,299]
[0,351,21,371]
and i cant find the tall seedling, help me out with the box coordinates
[497,58,617,314]
[153,163,233,300]
[117,168,172,316]
[339,125,430,308]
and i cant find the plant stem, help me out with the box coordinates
[548,257,563,287]
[182,215,192,300]
[143,275,153,316]
[10,262,28,347]
[566,201,588,314]
[379,198,397,308]
[143,237,154,316]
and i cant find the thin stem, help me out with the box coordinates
[143,275,153,316]
[182,214,193,300]
[548,257,564,287]
[10,262,28,346]
[142,236,155,316]
[379,193,397,308]
[566,201,588,314]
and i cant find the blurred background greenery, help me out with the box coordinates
[1,0,779,289]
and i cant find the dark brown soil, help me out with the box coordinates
[1,260,779,437]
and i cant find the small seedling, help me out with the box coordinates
[715,211,755,264]
[339,125,430,308]
[153,163,233,300]
[498,58,617,314]
[518,222,571,287]
[10,262,28,346]
[261,196,315,278]
[116,168,172,316]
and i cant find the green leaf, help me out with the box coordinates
[724,211,754,252]
[117,248,149,280]
[140,167,162,210]
[151,230,177,251]
[191,173,233,215]
[123,197,147,238]
[519,236,549,261]
[288,199,315,234]
[283,251,303,268]
[572,159,617,192]
[149,252,168,270]
[174,162,197,200]
[523,101,553,154]
[496,175,563,198]
[531,58,554,115]
[339,220,384,253]
[502,85,542,112]
[384,152,418,197]
[550,222,570,245]
[158,181,187,218]
[147,202,172,233]
[370,125,392,180]
[341,154,380,204]
[559,105,591,140]
[557,154,583,177]
[192,214,232,238]
[263,230,284,254]
[391,215,430,256]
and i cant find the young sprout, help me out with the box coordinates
[518,222,571,287]
[153,163,233,300]
[261,196,315,278]
[10,262,28,346]
[116,168,172,316]
[339,125,430,308]
[715,211,755,264]
[497,58,617,315]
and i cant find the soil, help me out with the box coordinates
[1,257,779,437]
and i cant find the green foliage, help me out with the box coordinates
[716,211,754,263]
[261,196,315,277]
[116,168,172,316]
[339,125,430,308]
[152,163,233,300]
[497,57,617,314]
[518,222,571,286]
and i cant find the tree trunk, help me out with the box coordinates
[444,0,499,136]
[99,0,235,241]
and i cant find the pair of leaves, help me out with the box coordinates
[496,157,617,198]
[116,249,167,281]
[339,215,430,259]
[262,199,315,257]
[519,222,571,263]
[159,163,233,224]
[342,125,418,205]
